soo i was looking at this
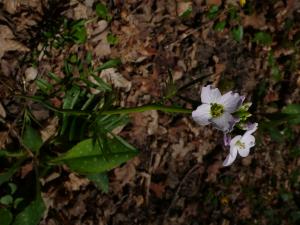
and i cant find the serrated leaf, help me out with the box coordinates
[12,196,45,225]
[23,125,43,153]
[0,208,13,225]
[52,137,138,174]
[87,173,109,193]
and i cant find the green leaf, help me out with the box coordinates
[22,125,43,153]
[282,104,300,114]
[60,86,81,135]
[180,7,192,18]
[9,183,17,194]
[0,208,13,225]
[207,5,219,20]
[0,159,24,186]
[0,195,13,205]
[95,3,112,21]
[12,196,45,225]
[95,59,122,72]
[87,173,109,193]
[253,31,272,45]
[52,137,138,174]
[231,25,243,42]
[107,33,118,45]
[214,21,226,31]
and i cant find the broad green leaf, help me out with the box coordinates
[12,196,45,225]
[23,125,43,153]
[52,137,138,174]
[231,25,243,42]
[95,3,112,21]
[87,173,109,193]
[214,21,226,31]
[0,195,13,205]
[95,59,122,72]
[0,208,13,225]
[282,104,300,114]
[253,31,272,46]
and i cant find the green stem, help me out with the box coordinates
[15,95,193,116]
[103,104,193,114]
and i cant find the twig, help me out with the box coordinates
[162,164,200,225]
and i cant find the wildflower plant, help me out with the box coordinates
[192,85,258,166]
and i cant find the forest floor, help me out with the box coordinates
[1,0,300,225]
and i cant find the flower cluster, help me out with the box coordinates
[192,85,258,166]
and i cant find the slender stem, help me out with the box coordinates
[15,95,193,116]
[102,104,193,115]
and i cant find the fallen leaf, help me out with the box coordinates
[100,68,132,92]
[150,182,166,198]
[64,173,90,191]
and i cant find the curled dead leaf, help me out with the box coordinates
[100,68,132,92]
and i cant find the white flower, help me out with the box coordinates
[192,85,244,132]
[223,123,258,167]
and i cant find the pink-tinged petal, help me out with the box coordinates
[218,91,241,113]
[245,123,258,136]
[211,112,234,132]
[223,146,238,167]
[223,134,231,146]
[192,104,212,125]
[201,85,221,104]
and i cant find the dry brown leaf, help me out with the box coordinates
[176,1,192,16]
[64,173,90,191]
[100,68,132,92]
[150,182,166,199]
[0,102,6,118]
[0,25,29,59]
[25,67,38,82]
[0,132,9,149]
[171,138,195,160]
[243,13,266,29]
[3,0,19,14]
[41,117,59,142]
[206,161,221,182]
[21,162,33,178]
[206,0,222,6]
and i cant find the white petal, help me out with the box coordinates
[211,112,234,132]
[230,135,242,146]
[241,133,255,148]
[201,85,221,104]
[239,133,255,157]
[192,104,212,125]
[218,91,242,113]
[238,146,250,157]
[223,146,238,167]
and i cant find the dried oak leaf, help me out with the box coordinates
[0,25,29,59]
